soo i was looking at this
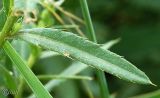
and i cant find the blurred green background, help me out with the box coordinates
[40,0,160,97]
[62,1,160,97]
[0,0,160,98]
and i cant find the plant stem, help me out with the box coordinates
[37,75,93,80]
[3,41,53,98]
[0,11,52,97]
[38,1,65,24]
[82,80,94,98]
[0,14,17,46]
[80,0,110,98]
[80,0,96,41]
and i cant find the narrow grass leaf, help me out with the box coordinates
[3,41,53,98]
[45,62,88,91]
[101,38,120,50]
[15,28,153,85]
[37,75,92,80]
[29,62,87,98]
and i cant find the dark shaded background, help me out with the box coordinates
[63,0,160,97]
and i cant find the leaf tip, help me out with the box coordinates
[147,79,156,86]
[150,82,157,87]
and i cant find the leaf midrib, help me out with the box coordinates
[17,33,148,83]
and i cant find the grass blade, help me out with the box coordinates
[29,62,87,98]
[37,75,92,80]
[16,28,153,85]
[45,62,88,91]
[80,0,96,41]
[101,38,121,50]
[3,41,53,98]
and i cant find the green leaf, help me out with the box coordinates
[47,62,88,89]
[37,75,92,80]
[0,64,17,90]
[3,41,53,98]
[40,51,59,59]
[101,38,120,50]
[29,62,87,98]
[15,28,153,85]
[43,39,120,92]
[28,39,125,98]
[40,38,119,59]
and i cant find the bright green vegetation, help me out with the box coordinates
[0,0,158,98]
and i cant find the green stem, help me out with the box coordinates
[1,1,52,98]
[37,75,93,80]
[80,0,96,41]
[3,41,53,98]
[0,14,17,46]
[80,0,110,98]
[82,80,94,98]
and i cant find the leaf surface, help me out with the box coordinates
[0,64,17,90]
[16,28,152,85]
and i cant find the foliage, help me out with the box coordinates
[0,0,159,98]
